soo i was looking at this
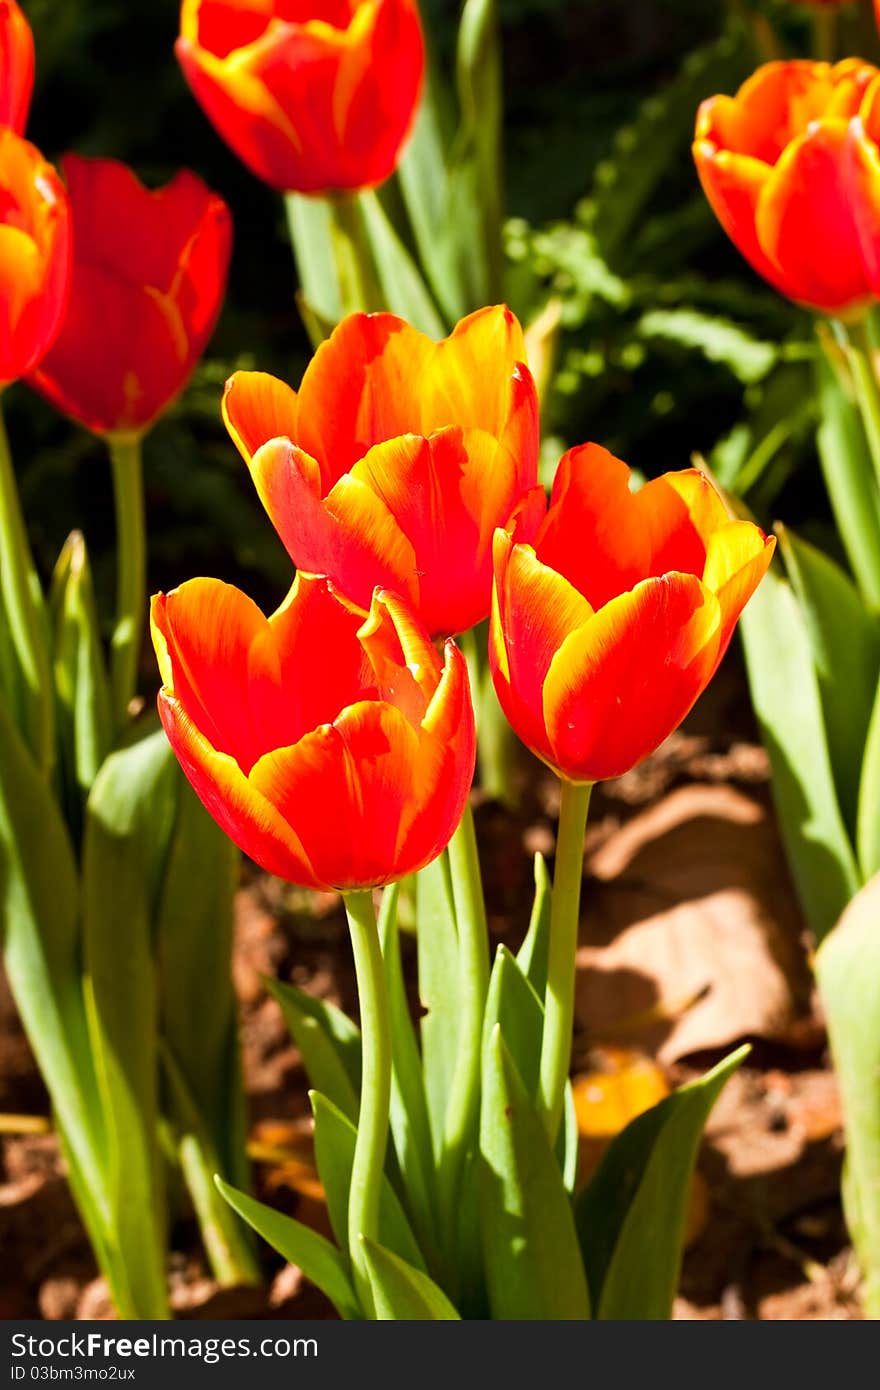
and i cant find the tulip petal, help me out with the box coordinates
[358,587,442,719]
[491,528,594,767]
[423,305,529,439]
[543,574,722,783]
[295,311,433,483]
[248,436,417,610]
[702,521,775,653]
[692,143,782,295]
[639,468,732,578]
[845,100,880,295]
[400,640,475,870]
[158,689,318,884]
[269,572,377,734]
[755,119,870,313]
[223,369,299,463]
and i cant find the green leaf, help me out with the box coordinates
[311,1091,426,1273]
[416,852,461,1158]
[859,685,880,879]
[479,1026,591,1320]
[157,774,247,1188]
[0,695,108,1236]
[377,883,439,1262]
[216,1177,361,1320]
[49,531,112,827]
[576,1046,747,1320]
[776,524,880,843]
[284,191,342,325]
[357,190,445,338]
[81,731,177,1318]
[360,1237,460,1320]
[267,978,361,1123]
[816,348,880,611]
[516,852,551,997]
[636,308,778,384]
[815,877,880,1317]
[739,561,862,940]
[456,0,503,300]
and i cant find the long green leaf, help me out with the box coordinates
[361,1237,460,1320]
[284,192,342,325]
[777,524,880,842]
[267,977,361,1122]
[577,1047,747,1320]
[479,1026,591,1320]
[739,562,861,940]
[377,883,439,1262]
[0,696,107,1230]
[82,732,176,1318]
[815,877,880,1317]
[216,1177,360,1320]
[358,190,445,337]
[858,685,880,880]
[815,349,880,610]
[310,1090,426,1273]
[456,0,503,300]
[516,852,551,997]
[417,852,461,1158]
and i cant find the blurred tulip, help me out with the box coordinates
[223,306,541,638]
[29,156,232,438]
[176,0,425,194]
[490,445,774,784]
[0,0,33,134]
[0,128,70,384]
[151,574,475,890]
[694,60,880,315]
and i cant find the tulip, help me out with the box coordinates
[0,128,70,384]
[490,443,775,785]
[694,59,880,315]
[223,305,541,638]
[0,0,33,134]
[151,572,475,891]
[28,156,232,439]
[176,0,425,195]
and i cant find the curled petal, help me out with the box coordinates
[223,369,299,463]
[542,574,722,783]
[702,521,775,654]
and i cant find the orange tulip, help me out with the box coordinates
[28,156,232,439]
[490,445,774,784]
[176,0,425,194]
[0,129,70,385]
[0,0,33,134]
[694,60,880,315]
[223,306,542,638]
[151,573,475,890]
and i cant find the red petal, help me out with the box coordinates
[223,369,299,462]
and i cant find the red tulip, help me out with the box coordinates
[0,0,33,134]
[28,156,232,438]
[176,0,425,194]
[222,306,541,639]
[151,573,475,890]
[490,445,775,784]
[694,60,880,315]
[0,129,70,385]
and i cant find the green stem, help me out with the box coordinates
[811,5,836,63]
[108,435,145,729]
[345,888,392,1316]
[329,193,383,316]
[538,778,592,1144]
[844,318,880,497]
[441,802,490,1203]
[0,395,53,772]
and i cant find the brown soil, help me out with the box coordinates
[0,655,864,1320]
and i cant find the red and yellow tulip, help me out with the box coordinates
[223,306,542,638]
[0,0,33,134]
[151,573,475,891]
[0,128,70,385]
[694,60,880,315]
[176,0,425,194]
[490,444,774,784]
[28,156,232,439]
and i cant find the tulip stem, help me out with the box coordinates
[108,434,146,729]
[538,778,592,1145]
[845,319,880,498]
[811,7,835,63]
[329,194,383,317]
[441,801,490,1220]
[344,888,392,1316]
[0,396,53,773]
